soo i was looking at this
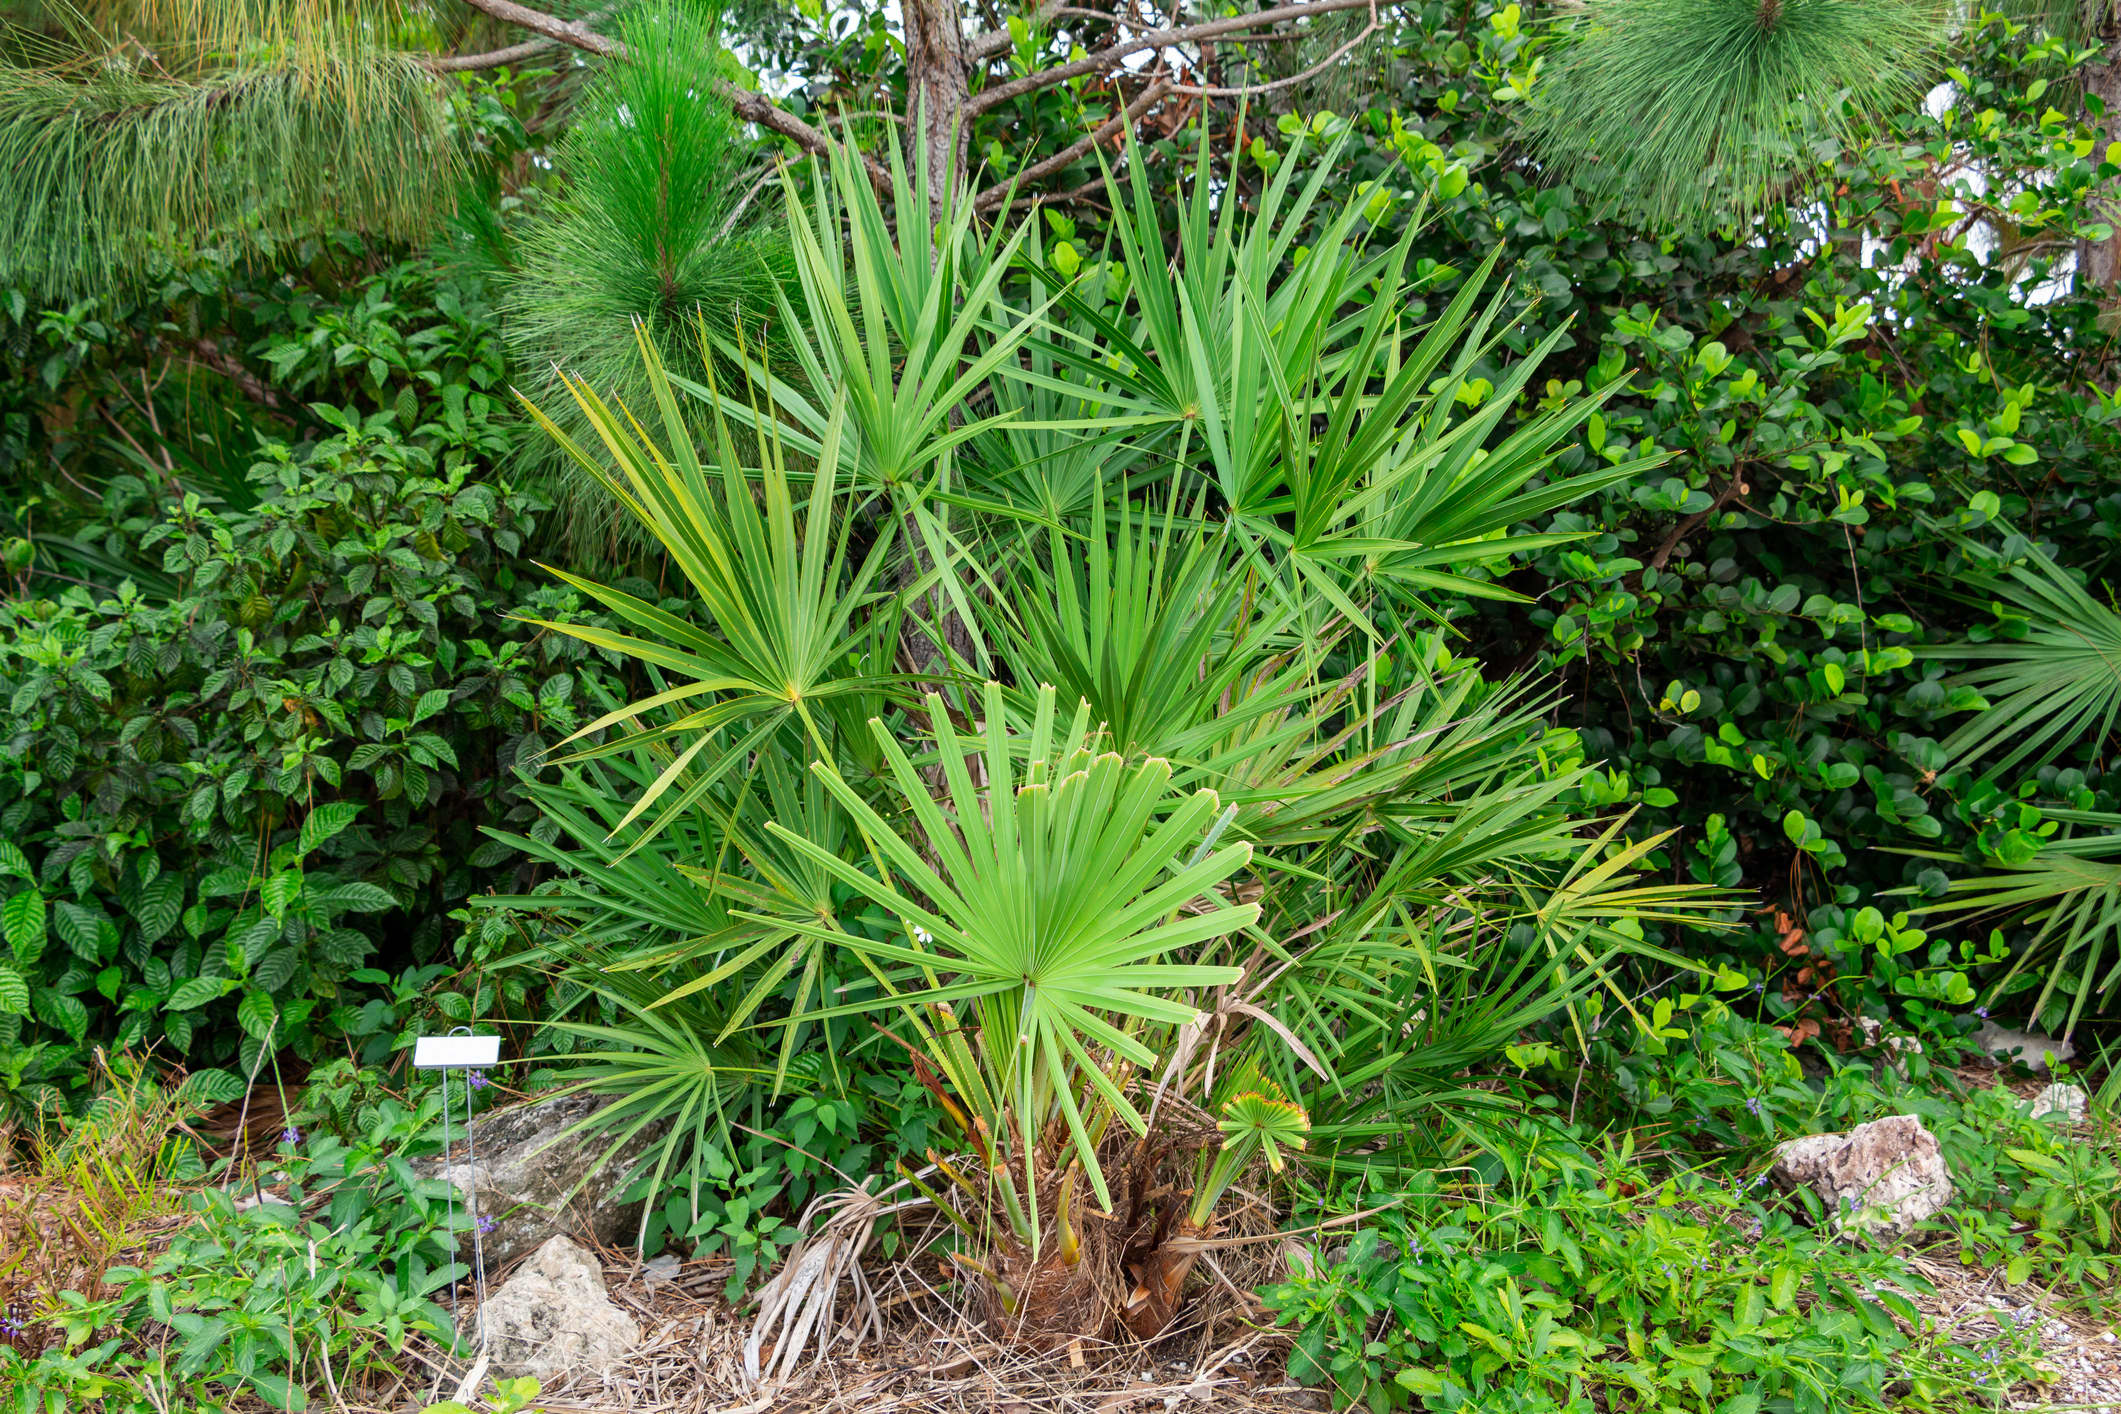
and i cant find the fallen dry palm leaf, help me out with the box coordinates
[743,1174,926,1388]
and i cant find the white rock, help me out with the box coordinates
[1771,1114,1954,1239]
[2030,1083,2089,1123]
[479,1235,639,1382]
[1974,1020,2076,1073]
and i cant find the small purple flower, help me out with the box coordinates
[1752,980,1765,995]
[468,1071,489,1091]
[476,1214,498,1236]
[1744,1096,1763,1117]
[281,1125,301,1146]
[1975,1007,1990,1019]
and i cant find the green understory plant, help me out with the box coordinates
[1265,1129,2045,1414]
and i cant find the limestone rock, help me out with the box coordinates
[2030,1083,2089,1123]
[479,1235,639,1382]
[1771,1114,1954,1239]
[420,1090,664,1268]
[1973,1020,2075,1073]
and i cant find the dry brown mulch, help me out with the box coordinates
[399,1239,1327,1414]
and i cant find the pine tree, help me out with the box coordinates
[1521,0,1945,229]
[0,0,461,295]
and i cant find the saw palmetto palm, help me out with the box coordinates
[1912,537,2121,1036]
[1910,812,2121,1040]
[756,681,1258,1220]
[518,328,896,853]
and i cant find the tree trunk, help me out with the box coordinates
[2080,1,2121,315]
[904,0,971,206]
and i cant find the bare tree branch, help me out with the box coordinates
[447,0,872,175]
[1170,6,1377,96]
[965,0,1062,61]
[430,35,567,71]
[189,339,280,410]
[716,79,862,170]
[430,5,617,72]
[974,79,1172,210]
[452,0,620,57]
[965,0,1388,116]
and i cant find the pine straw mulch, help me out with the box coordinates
[386,1237,1328,1414]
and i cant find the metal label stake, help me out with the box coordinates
[415,1027,501,1373]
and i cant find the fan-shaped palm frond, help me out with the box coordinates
[758,681,1258,1217]
[518,327,899,850]
[1907,539,2121,1039]
[1910,810,2121,1040]
[531,964,766,1246]
[1928,539,2121,778]
[968,490,1299,764]
[1522,0,1944,229]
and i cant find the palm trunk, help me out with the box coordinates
[1119,1221,1205,1340]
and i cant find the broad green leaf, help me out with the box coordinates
[167,977,231,1011]
[297,802,362,857]
[2,889,45,967]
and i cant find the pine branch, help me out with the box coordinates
[0,57,457,296]
[964,0,1388,116]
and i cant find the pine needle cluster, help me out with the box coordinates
[499,1,793,570]
[0,1,458,296]
[1521,0,1946,230]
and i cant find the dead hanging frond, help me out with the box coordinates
[743,1175,926,1389]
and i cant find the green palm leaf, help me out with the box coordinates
[517,327,896,851]
[755,681,1258,1216]
[1928,540,2121,778]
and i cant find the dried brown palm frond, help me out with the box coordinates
[743,1174,927,1389]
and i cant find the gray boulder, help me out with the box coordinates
[422,1090,663,1268]
[1973,1020,2075,1073]
[1771,1114,1954,1239]
[478,1235,639,1382]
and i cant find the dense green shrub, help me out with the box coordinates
[0,261,615,1119]
[1201,5,2121,1035]
[1263,1128,2046,1413]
